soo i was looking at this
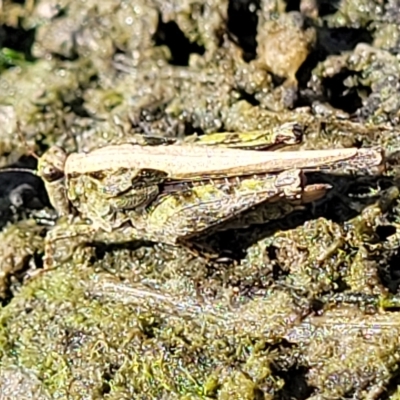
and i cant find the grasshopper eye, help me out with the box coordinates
[41,164,64,182]
[37,146,67,183]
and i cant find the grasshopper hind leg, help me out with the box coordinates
[144,171,330,256]
[171,200,302,258]
[145,169,304,243]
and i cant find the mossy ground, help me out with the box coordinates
[2,0,400,399]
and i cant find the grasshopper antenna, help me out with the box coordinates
[0,167,37,174]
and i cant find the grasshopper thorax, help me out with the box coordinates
[37,146,67,183]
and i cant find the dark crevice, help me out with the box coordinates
[100,366,118,395]
[274,366,315,400]
[137,100,169,123]
[382,305,400,313]
[100,378,111,396]
[66,98,87,117]
[236,89,260,106]
[0,155,49,222]
[379,368,400,400]
[296,26,373,108]
[253,388,265,400]
[309,298,325,314]
[153,17,205,66]
[33,251,44,270]
[227,0,260,62]
[316,0,341,17]
[285,0,301,12]
[53,51,79,62]
[376,225,397,241]
[317,26,374,55]
[295,52,323,105]
[52,6,68,19]
[0,24,36,62]
[270,73,287,88]
[265,245,291,282]
[320,70,367,114]
[332,277,351,293]
[0,284,13,307]
[184,123,204,137]
[88,73,99,84]
[383,250,400,293]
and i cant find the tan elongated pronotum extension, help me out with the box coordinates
[64,144,384,178]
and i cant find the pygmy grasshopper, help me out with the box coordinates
[10,123,385,265]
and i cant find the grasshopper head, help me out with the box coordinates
[37,146,67,183]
